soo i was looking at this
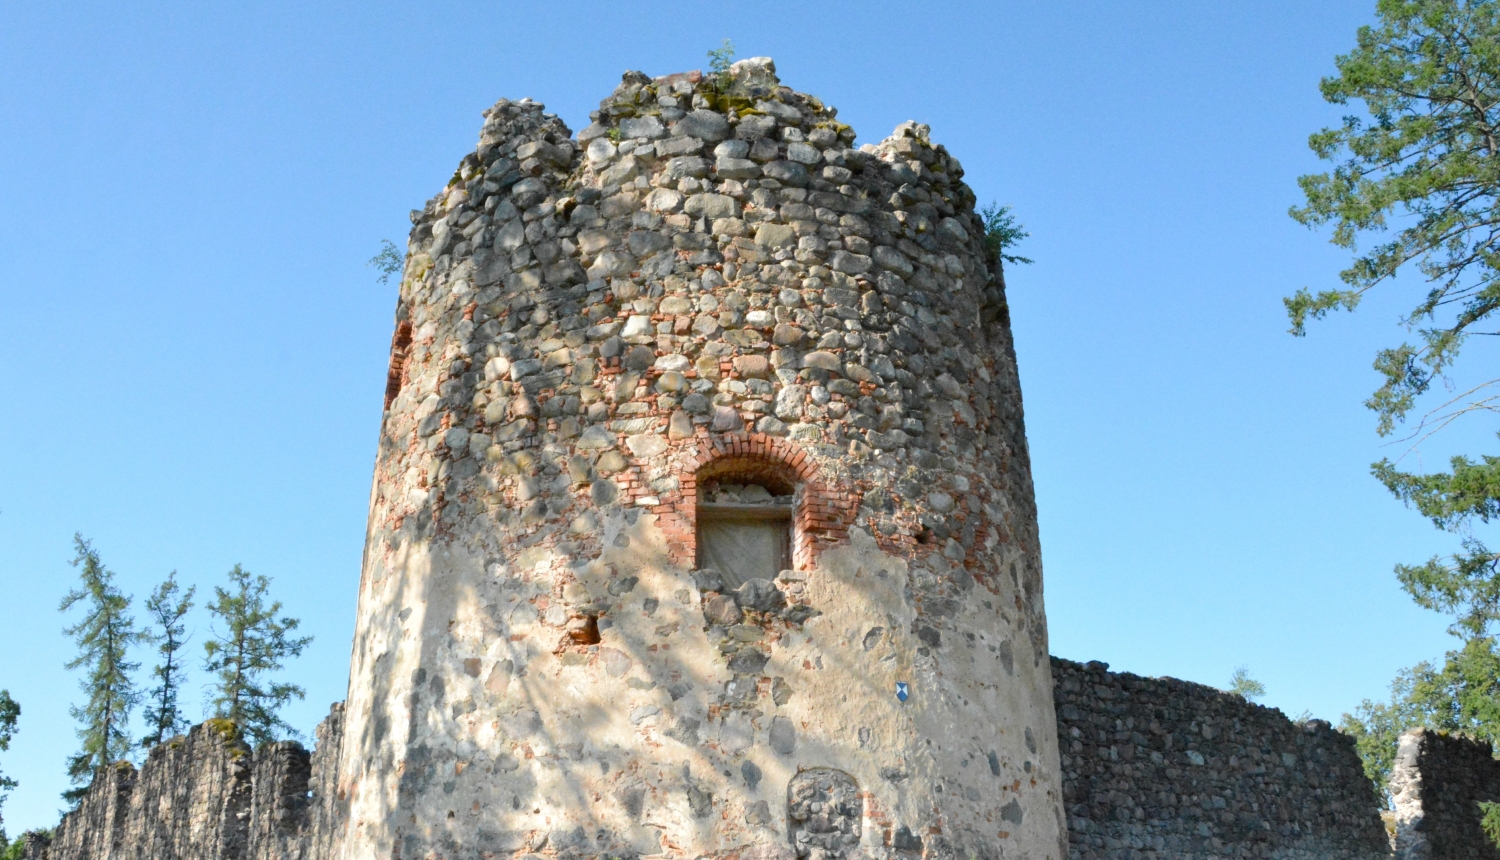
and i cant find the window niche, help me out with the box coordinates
[383,320,414,411]
[696,468,798,591]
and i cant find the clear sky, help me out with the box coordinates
[0,0,1479,835]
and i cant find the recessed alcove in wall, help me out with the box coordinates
[695,457,800,588]
[697,481,794,589]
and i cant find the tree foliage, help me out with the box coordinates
[1484,799,1500,847]
[980,202,1032,266]
[0,690,18,841]
[141,572,195,749]
[1290,0,1500,388]
[1292,0,1500,798]
[203,565,312,747]
[1290,0,1500,450]
[707,39,736,92]
[59,535,141,801]
[1340,636,1500,791]
[368,240,404,286]
[1227,666,1267,701]
[1289,0,1500,594]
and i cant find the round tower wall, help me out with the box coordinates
[337,59,1062,860]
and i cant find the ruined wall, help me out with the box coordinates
[299,704,347,860]
[247,741,310,860]
[338,56,1062,860]
[1053,658,1389,860]
[29,675,1500,859]
[25,706,345,860]
[1390,727,1500,860]
[39,722,253,860]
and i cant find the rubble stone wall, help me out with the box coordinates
[1389,727,1500,860]
[24,705,344,860]
[1053,658,1390,860]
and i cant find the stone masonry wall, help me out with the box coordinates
[25,705,344,860]
[1390,727,1500,860]
[1053,658,1390,860]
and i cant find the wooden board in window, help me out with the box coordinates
[697,503,792,591]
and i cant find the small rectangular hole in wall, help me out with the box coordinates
[568,614,601,645]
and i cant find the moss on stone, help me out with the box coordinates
[204,717,241,745]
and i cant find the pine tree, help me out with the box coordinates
[203,565,312,746]
[59,535,141,801]
[141,572,195,749]
[0,690,19,842]
[1291,0,1500,623]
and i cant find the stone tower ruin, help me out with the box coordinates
[338,58,1062,860]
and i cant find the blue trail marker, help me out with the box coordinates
[896,682,909,702]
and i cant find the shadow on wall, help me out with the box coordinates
[1389,728,1500,860]
[354,507,961,858]
[30,659,1500,860]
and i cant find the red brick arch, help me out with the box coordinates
[651,433,855,571]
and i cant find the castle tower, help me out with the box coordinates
[338,59,1062,860]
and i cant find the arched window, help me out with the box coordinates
[696,458,798,589]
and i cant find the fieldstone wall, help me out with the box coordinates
[24,705,344,860]
[1390,727,1500,860]
[1053,658,1390,860]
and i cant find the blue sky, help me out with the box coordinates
[0,0,1479,834]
